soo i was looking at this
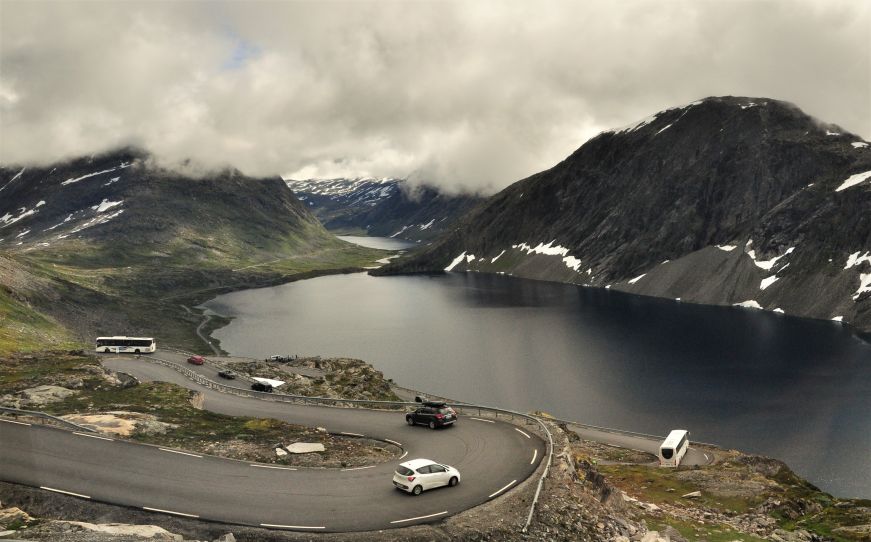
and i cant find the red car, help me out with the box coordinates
[187,355,205,365]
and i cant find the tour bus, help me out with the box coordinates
[95,336,156,354]
[658,429,689,467]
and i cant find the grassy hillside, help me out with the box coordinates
[0,150,388,353]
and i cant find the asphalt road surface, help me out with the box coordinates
[1,350,711,531]
[0,354,545,532]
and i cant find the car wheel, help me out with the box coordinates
[406,417,415,426]
[412,485,423,496]
[449,476,458,487]
[429,421,436,429]
[134,349,140,353]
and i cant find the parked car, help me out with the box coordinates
[186,355,205,365]
[251,382,273,392]
[393,458,461,495]
[406,401,457,429]
[217,370,237,379]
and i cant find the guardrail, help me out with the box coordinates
[0,406,98,433]
[143,355,553,532]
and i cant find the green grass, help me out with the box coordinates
[597,464,763,514]
[646,516,767,542]
[0,351,96,391]
[0,290,83,355]
[3,239,388,355]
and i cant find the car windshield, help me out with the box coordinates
[437,408,451,414]
[396,466,414,476]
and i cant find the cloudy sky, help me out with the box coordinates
[1,0,868,193]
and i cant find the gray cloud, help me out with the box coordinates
[1,0,868,194]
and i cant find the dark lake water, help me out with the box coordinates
[336,235,419,250]
[203,271,871,498]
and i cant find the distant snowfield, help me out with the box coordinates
[734,300,763,309]
[61,162,131,186]
[835,170,871,192]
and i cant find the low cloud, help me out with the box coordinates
[1,0,868,194]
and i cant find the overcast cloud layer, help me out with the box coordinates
[1,0,868,193]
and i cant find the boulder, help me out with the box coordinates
[681,491,702,498]
[0,507,32,527]
[213,534,236,542]
[285,442,325,454]
[60,522,182,540]
[275,448,288,457]
[18,385,78,406]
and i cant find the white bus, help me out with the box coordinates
[95,336,156,354]
[658,429,689,467]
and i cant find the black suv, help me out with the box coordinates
[251,382,273,392]
[218,370,237,380]
[406,401,457,429]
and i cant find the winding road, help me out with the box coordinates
[0,353,545,532]
[0,349,713,532]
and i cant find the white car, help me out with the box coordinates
[392,458,461,495]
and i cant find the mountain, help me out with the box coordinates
[287,178,484,242]
[0,148,382,351]
[376,97,871,333]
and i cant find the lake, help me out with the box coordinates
[203,271,871,498]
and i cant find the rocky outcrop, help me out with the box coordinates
[378,96,871,332]
[0,384,78,408]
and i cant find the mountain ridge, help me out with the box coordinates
[376,96,871,332]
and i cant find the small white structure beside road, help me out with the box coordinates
[658,429,689,467]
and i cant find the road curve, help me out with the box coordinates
[0,354,545,532]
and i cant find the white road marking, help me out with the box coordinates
[341,465,375,471]
[143,506,199,518]
[0,418,30,426]
[340,432,364,437]
[399,451,409,460]
[158,448,202,458]
[531,449,538,465]
[489,479,517,499]
[250,464,297,471]
[260,523,326,530]
[40,486,90,499]
[384,439,402,446]
[390,510,449,524]
[74,431,113,441]
[514,428,531,439]
[469,417,495,423]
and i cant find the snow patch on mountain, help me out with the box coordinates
[852,141,869,149]
[628,273,646,284]
[92,199,123,213]
[0,167,26,192]
[844,251,871,269]
[734,300,763,309]
[854,274,871,301]
[752,247,795,271]
[760,275,779,290]
[0,207,38,228]
[61,163,131,186]
[445,252,476,272]
[44,213,74,232]
[70,209,125,234]
[835,170,871,192]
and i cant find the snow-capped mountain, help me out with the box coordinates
[0,148,332,262]
[377,96,871,333]
[287,178,483,242]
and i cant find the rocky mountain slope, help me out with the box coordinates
[287,177,483,241]
[0,149,382,351]
[377,97,871,332]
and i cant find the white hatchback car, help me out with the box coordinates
[393,458,461,495]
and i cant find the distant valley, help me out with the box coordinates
[287,177,483,242]
[0,149,384,352]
